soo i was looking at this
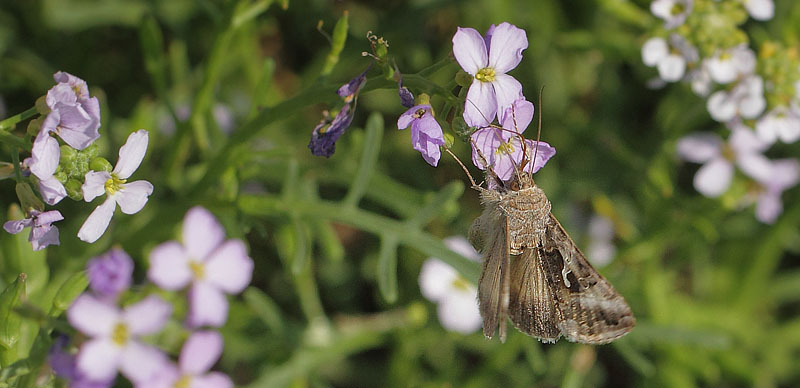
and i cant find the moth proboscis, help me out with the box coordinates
[449,98,635,345]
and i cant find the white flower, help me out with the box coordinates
[650,0,693,29]
[419,236,482,334]
[744,0,775,21]
[706,45,756,84]
[689,63,712,96]
[755,105,800,144]
[642,35,697,82]
[754,158,799,224]
[586,215,616,267]
[78,130,154,243]
[707,76,766,122]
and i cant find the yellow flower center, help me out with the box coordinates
[719,52,732,61]
[72,85,83,97]
[111,322,129,346]
[475,67,496,83]
[174,375,192,388]
[671,3,684,16]
[105,175,127,195]
[412,108,427,119]
[495,139,515,156]
[189,260,205,280]
[451,276,471,291]
[721,143,736,162]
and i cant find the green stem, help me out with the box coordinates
[0,107,38,132]
[10,148,22,182]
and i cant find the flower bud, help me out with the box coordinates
[90,157,113,173]
[65,179,83,201]
[455,70,473,87]
[34,96,50,115]
[26,117,44,137]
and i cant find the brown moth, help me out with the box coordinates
[460,103,635,344]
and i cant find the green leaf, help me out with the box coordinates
[0,274,26,350]
[321,11,349,77]
[50,271,88,317]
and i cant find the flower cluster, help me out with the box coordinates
[53,206,252,387]
[3,72,154,250]
[642,0,799,223]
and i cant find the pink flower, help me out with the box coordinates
[148,207,254,328]
[137,331,232,388]
[3,209,63,251]
[29,114,67,205]
[66,295,171,384]
[754,158,799,224]
[397,104,445,166]
[78,130,154,243]
[453,22,527,127]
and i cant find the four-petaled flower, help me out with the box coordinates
[641,35,695,82]
[78,130,154,243]
[397,104,445,166]
[148,206,254,328]
[138,331,233,388]
[470,99,555,181]
[43,71,101,150]
[66,294,171,383]
[754,158,799,224]
[3,209,63,251]
[706,75,766,123]
[453,22,528,127]
[87,248,134,301]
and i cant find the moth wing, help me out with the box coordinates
[542,214,635,344]
[476,211,510,341]
[508,247,562,342]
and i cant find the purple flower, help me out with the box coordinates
[469,99,555,181]
[87,248,134,300]
[397,105,445,166]
[754,158,799,223]
[49,336,114,388]
[308,69,369,157]
[43,71,101,150]
[78,130,154,243]
[66,294,171,384]
[398,86,415,108]
[453,22,527,127]
[29,114,67,205]
[137,331,232,388]
[677,126,772,197]
[3,209,63,251]
[148,206,254,328]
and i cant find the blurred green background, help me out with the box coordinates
[2,0,800,387]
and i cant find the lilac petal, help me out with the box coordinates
[487,22,527,73]
[205,240,253,294]
[30,224,60,251]
[35,210,64,225]
[88,249,133,297]
[123,295,171,335]
[187,283,228,328]
[470,127,502,170]
[452,27,488,74]
[183,207,226,260]
[46,84,79,108]
[491,74,524,124]
[730,127,769,153]
[413,131,443,167]
[463,80,496,127]
[83,171,112,202]
[398,86,415,108]
[113,130,149,179]
[768,158,800,190]
[676,133,723,163]
[193,372,234,388]
[397,107,416,130]
[179,331,223,374]
[30,130,60,179]
[524,140,556,173]
[694,157,733,197]
[78,197,117,243]
[39,177,67,206]
[642,37,668,67]
[67,294,120,337]
[437,290,482,334]
[308,103,354,157]
[53,71,90,99]
[116,180,154,214]
[54,103,99,149]
[75,339,122,382]
[419,259,458,302]
[500,99,534,134]
[756,191,782,224]
[491,137,524,181]
[119,341,168,384]
[4,219,32,234]
[148,241,192,290]
[415,113,444,142]
[737,152,773,183]
[135,365,179,388]
[483,24,496,50]
[337,69,368,100]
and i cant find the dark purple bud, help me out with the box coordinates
[399,86,415,108]
[87,248,133,299]
[337,67,370,102]
[308,104,354,157]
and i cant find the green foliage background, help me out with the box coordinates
[1,0,800,387]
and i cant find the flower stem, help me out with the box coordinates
[0,107,38,132]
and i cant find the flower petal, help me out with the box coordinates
[452,27,488,74]
[179,331,223,374]
[148,241,192,290]
[204,240,253,294]
[524,139,556,173]
[463,80,496,127]
[693,157,733,197]
[491,73,524,124]
[83,171,112,202]
[756,191,782,224]
[119,341,168,384]
[500,99,534,135]
[397,107,416,130]
[30,223,60,251]
[707,91,736,122]
[437,290,482,334]
[113,130,149,179]
[737,152,773,183]
[419,258,458,302]
[707,55,737,84]
[123,295,172,335]
[183,207,226,260]
[745,0,774,21]
[443,236,480,261]
[67,294,120,337]
[642,37,668,67]
[192,372,234,388]
[657,54,686,82]
[75,339,122,382]
[470,127,502,171]
[78,197,117,243]
[30,130,60,179]
[4,219,32,234]
[487,22,527,73]
[676,132,723,163]
[116,180,154,214]
[187,282,229,328]
[39,177,67,206]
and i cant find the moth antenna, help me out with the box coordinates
[531,85,545,173]
[444,147,479,189]
[469,137,502,189]
[508,103,525,183]
[465,98,494,128]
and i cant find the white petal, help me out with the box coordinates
[486,22,527,73]
[756,191,782,223]
[193,372,234,388]
[739,94,766,119]
[30,132,60,179]
[83,171,112,202]
[113,130,149,179]
[676,132,722,163]
[123,295,172,335]
[39,177,67,206]
[76,338,122,382]
[707,55,737,84]
[642,37,668,67]
[694,157,734,197]
[733,46,756,75]
[657,54,686,82]
[78,196,117,243]
[148,241,193,290]
[707,91,737,122]
[418,259,458,302]
[452,27,488,74]
[187,282,229,328]
[492,73,524,124]
[745,0,774,20]
[730,126,769,153]
[116,180,154,214]
[204,240,253,294]
[443,236,480,261]
[179,330,223,374]
[737,152,773,183]
[67,294,120,336]
[437,290,482,334]
[183,207,226,260]
[119,341,169,384]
